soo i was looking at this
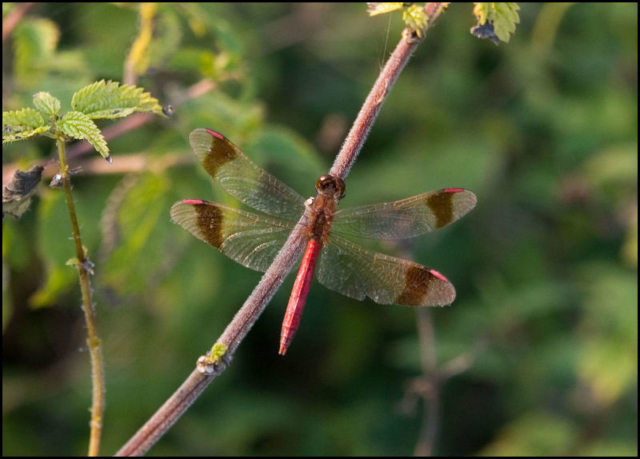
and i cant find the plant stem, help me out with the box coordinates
[56,136,105,457]
[116,5,448,454]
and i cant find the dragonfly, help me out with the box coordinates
[171,128,477,355]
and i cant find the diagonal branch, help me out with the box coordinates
[116,5,447,455]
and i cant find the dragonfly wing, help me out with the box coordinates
[171,199,296,272]
[331,188,476,239]
[317,234,455,306]
[190,128,307,220]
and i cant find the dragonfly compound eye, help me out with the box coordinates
[316,175,346,199]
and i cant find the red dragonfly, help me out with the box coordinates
[171,129,476,355]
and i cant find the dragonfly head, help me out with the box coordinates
[316,174,346,200]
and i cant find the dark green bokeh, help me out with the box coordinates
[3,3,637,456]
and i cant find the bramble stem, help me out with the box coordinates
[117,4,448,455]
[56,136,105,457]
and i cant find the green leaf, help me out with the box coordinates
[209,343,228,364]
[2,108,49,143]
[32,92,62,118]
[71,80,164,120]
[402,4,429,37]
[57,111,110,161]
[367,3,405,16]
[31,191,76,308]
[472,3,520,44]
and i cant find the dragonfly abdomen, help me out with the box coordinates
[279,238,322,355]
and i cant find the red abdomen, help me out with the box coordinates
[279,239,322,355]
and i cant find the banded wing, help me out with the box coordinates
[331,188,477,239]
[190,128,306,220]
[317,233,455,306]
[170,199,296,272]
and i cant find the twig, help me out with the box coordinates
[2,2,34,43]
[329,2,447,180]
[55,136,105,456]
[117,30,424,459]
[117,4,448,455]
[328,28,419,180]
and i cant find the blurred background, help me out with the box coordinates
[2,3,637,456]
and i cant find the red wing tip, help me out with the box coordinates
[429,269,449,282]
[444,188,465,193]
[205,129,225,139]
[278,345,287,355]
[182,199,204,205]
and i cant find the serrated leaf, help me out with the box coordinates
[367,2,405,16]
[57,111,110,160]
[13,18,60,89]
[402,4,429,37]
[71,80,164,120]
[2,108,49,143]
[472,3,520,44]
[3,108,46,128]
[33,92,62,118]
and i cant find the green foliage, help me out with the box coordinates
[57,111,110,160]
[13,18,60,89]
[367,2,430,37]
[367,3,405,17]
[30,191,77,307]
[2,108,48,142]
[402,4,430,37]
[71,80,164,120]
[3,80,164,162]
[472,2,520,43]
[32,91,61,118]
[210,342,229,364]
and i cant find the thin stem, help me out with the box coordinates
[116,5,448,454]
[56,136,105,457]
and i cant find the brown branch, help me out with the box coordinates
[329,2,447,180]
[115,18,442,457]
